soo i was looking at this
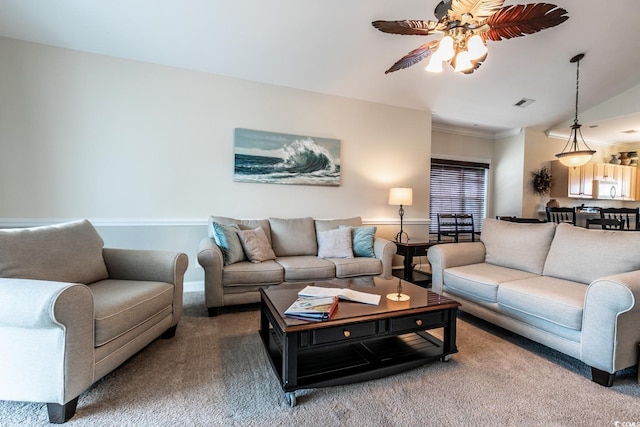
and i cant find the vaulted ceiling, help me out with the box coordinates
[1,0,639,142]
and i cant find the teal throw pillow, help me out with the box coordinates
[211,222,245,265]
[340,225,376,258]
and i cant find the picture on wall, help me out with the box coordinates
[233,128,341,186]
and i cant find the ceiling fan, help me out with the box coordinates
[372,0,568,74]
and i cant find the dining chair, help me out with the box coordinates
[545,207,576,225]
[437,213,475,242]
[599,207,639,231]
[497,216,545,223]
[585,218,625,230]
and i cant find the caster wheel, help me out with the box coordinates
[285,392,296,407]
[441,354,452,362]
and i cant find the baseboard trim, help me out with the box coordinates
[184,281,204,293]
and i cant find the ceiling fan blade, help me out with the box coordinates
[434,0,453,20]
[384,41,439,74]
[372,20,441,36]
[449,0,505,22]
[483,3,569,41]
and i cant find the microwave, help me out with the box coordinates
[594,179,620,199]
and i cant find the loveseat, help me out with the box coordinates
[428,218,640,386]
[0,220,188,423]
[198,216,396,316]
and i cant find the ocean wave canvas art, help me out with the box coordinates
[234,128,341,186]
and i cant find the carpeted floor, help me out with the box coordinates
[2,291,640,426]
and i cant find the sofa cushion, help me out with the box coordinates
[209,216,272,246]
[89,279,174,347]
[236,227,276,263]
[317,228,353,258]
[331,257,382,277]
[315,217,362,234]
[269,217,317,256]
[481,218,557,275]
[223,260,284,286]
[443,262,539,303]
[275,256,335,281]
[211,222,245,265]
[497,276,587,331]
[340,225,376,258]
[0,219,109,284]
[543,223,640,284]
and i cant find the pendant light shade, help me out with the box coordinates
[555,53,595,167]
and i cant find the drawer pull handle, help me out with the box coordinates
[343,330,351,338]
[415,319,423,326]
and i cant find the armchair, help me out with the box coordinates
[0,220,188,423]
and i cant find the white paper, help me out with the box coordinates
[298,286,380,305]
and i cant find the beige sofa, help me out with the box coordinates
[0,220,188,423]
[428,218,640,386]
[198,216,396,316]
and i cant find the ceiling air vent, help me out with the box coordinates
[514,98,535,108]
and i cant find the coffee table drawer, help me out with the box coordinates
[389,312,444,333]
[312,321,377,345]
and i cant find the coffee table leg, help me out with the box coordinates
[442,307,458,359]
[282,332,298,405]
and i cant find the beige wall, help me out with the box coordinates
[0,37,431,223]
[493,131,525,218]
[0,37,432,284]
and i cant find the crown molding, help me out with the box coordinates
[546,131,618,147]
[432,123,521,140]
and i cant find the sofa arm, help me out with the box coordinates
[582,271,640,373]
[102,248,188,324]
[0,278,94,405]
[374,237,396,279]
[427,242,486,294]
[198,237,225,310]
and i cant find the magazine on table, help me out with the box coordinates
[284,295,339,321]
[297,285,380,306]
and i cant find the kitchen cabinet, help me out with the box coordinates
[552,161,638,201]
[594,163,616,181]
[618,165,636,200]
[550,160,594,199]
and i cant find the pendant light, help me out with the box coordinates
[555,53,596,167]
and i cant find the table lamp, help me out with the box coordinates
[388,187,413,243]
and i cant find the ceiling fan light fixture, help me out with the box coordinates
[437,35,455,60]
[453,50,473,72]
[425,56,444,73]
[467,34,488,61]
[372,1,568,75]
[555,53,596,168]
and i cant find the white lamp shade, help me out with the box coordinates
[388,187,413,206]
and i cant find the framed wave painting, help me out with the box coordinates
[233,128,341,186]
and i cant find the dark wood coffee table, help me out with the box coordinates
[259,277,460,406]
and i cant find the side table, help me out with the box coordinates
[395,240,441,282]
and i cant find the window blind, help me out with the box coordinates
[429,159,489,233]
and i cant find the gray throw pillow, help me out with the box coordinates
[236,227,276,263]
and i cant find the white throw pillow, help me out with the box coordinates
[317,228,354,259]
